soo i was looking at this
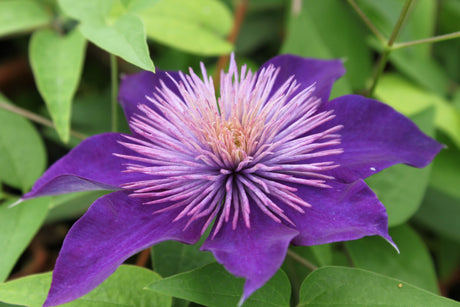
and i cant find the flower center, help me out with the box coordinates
[116,55,343,237]
[212,115,252,166]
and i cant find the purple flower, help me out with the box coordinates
[23,54,442,306]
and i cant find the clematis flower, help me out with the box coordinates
[23,54,442,306]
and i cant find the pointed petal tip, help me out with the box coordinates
[237,293,248,307]
[8,198,24,208]
[383,235,400,254]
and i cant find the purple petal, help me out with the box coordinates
[259,54,345,103]
[23,133,146,199]
[315,95,443,183]
[289,180,395,248]
[118,70,182,124]
[201,206,298,305]
[44,191,203,306]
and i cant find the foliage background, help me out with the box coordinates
[0,0,460,306]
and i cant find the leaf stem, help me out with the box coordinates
[286,249,318,271]
[392,30,460,50]
[347,0,386,44]
[135,248,151,267]
[110,54,119,132]
[368,0,413,97]
[0,101,87,140]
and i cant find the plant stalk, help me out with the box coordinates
[0,101,87,140]
[368,0,413,97]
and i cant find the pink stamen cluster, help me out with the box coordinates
[116,55,343,236]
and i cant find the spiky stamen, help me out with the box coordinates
[116,54,343,236]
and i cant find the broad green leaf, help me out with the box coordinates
[282,245,333,305]
[0,265,171,307]
[454,89,460,111]
[0,95,46,191]
[281,0,371,94]
[435,237,460,280]
[138,0,233,55]
[152,240,215,278]
[121,0,160,12]
[414,188,460,244]
[29,29,86,143]
[79,14,155,71]
[58,0,115,22]
[147,262,291,307]
[0,0,51,37]
[151,239,215,307]
[236,15,280,54]
[367,163,433,227]
[0,197,50,282]
[346,224,438,294]
[387,51,450,97]
[366,107,435,226]
[309,244,332,267]
[430,143,460,200]
[298,266,460,307]
[58,0,154,71]
[375,74,460,148]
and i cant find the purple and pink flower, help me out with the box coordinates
[23,54,442,306]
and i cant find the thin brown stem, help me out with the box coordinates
[347,0,386,44]
[287,249,318,271]
[0,101,87,140]
[213,0,249,86]
[135,248,151,267]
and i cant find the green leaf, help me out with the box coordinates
[282,245,334,305]
[152,239,215,307]
[0,197,50,282]
[430,143,460,200]
[309,244,332,267]
[152,240,215,278]
[414,188,460,244]
[346,224,439,294]
[375,74,460,148]
[147,262,291,307]
[387,52,450,97]
[366,107,435,226]
[79,14,155,71]
[298,266,460,307]
[58,0,154,71]
[0,0,51,37]
[0,265,171,307]
[122,0,160,12]
[29,29,86,143]
[435,237,460,280]
[281,0,372,94]
[138,0,233,55]
[0,95,47,191]
[58,0,116,22]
